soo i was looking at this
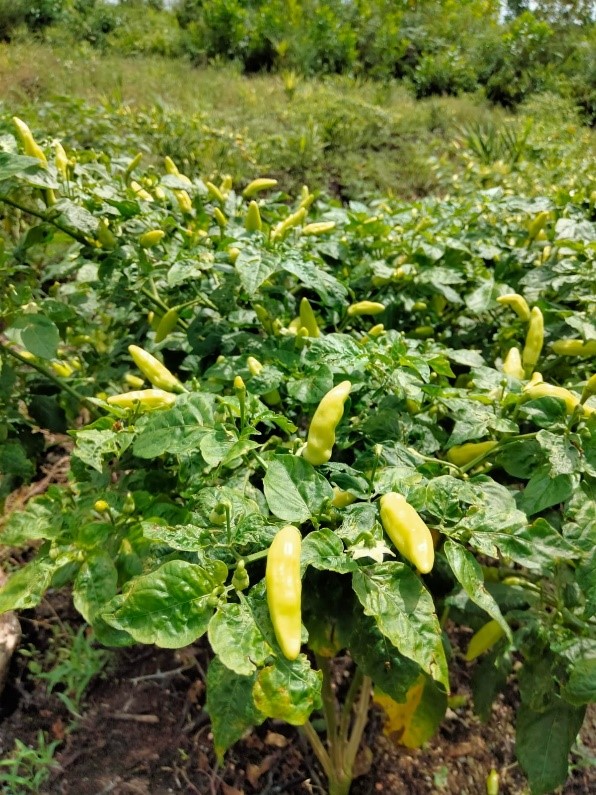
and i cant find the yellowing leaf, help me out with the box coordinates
[374,673,447,748]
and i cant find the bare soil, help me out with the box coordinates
[1,591,594,795]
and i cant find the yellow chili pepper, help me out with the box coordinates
[524,382,580,414]
[124,374,145,389]
[130,180,153,202]
[552,339,596,358]
[299,297,320,338]
[94,500,109,513]
[124,152,142,178]
[496,293,531,322]
[266,525,302,661]
[128,345,186,393]
[271,207,307,241]
[446,441,498,467]
[54,141,69,179]
[107,389,177,411]
[206,181,225,203]
[347,301,386,317]
[502,346,525,379]
[243,178,278,198]
[213,207,227,228]
[581,374,596,405]
[379,492,434,574]
[465,619,506,661]
[522,307,544,374]
[303,381,352,466]
[12,117,47,164]
[301,221,336,236]
[139,230,165,248]
[245,200,263,232]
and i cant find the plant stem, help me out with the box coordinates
[344,675,372,780]
[301,721,333,780]
[338,666,364,744]
[2,344,98,414]
[1,196,92,246]
[316,654,340,768]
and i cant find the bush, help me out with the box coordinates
[0,0,27,41]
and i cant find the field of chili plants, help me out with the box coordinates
[0,106,595,795]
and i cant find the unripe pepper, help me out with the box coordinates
[266,525,302,660]
[128,345,186,393]
[496,293,531,322]
[486,769,499,795]
[368,323,385,337]
[379,492,434,574]
[154,308,179,343]
[528,211,549,240]
[331,487,356,509]
[465,619,506,661]
[502,346,524,379]
[347,301,385,317]
[107,388,176,411]
[446,441,498,467]
[124,152,142,178]
[299,297,320,337]
[522,307,544,374]
[243,178,278,198]
[139,229,165,248]
[552,339,596,358]
[245,200,263,232]
[303,381,351,465]
[232,559,250,591]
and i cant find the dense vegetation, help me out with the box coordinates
[0,0,595,122]
[0,4,595,793]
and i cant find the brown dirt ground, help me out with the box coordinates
[0,590,594,795]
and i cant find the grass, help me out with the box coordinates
[0,41,594,201]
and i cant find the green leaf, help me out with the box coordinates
[263,455,333,523]
[0,151,59,188]
[6,315,59,360]
[206,657,266,763]
[72,426,135,473]
[73,552,118,623]
[132,394,215,458]
[282,253,347,304]
[141,521,211,551]
[0,497,60,546]
[208,601,272,675]
[561,658,596,706]
[235,248,280,294]
[301,529,357,574]
[0,559,57,613]
[517,468,577,516]
[444,540,511,640]
[535,430,581,477]
[350,615,421,703]
[516,701,585,795]
[352,563,448,689]
[252,655,322,725]
[101,560,227,648]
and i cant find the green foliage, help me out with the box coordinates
[0,731,60,794]
[0,110,595,792]
[24,624,111,717]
